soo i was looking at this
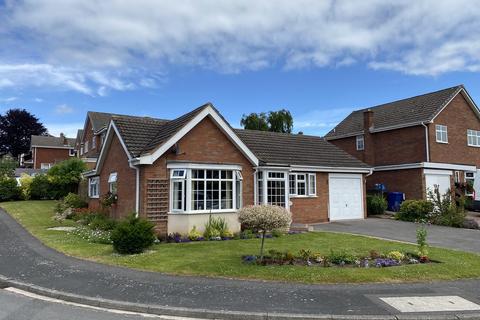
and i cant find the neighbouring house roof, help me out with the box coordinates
[235,129,369,168]
[87,111,119,133]
[325,85,471,139]
[31,135,75,148]
[103,103,369,169]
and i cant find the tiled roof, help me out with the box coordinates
[31,135,75,148]
[326,85,464,139]
[235,129,369,168]
[87,111,117,132]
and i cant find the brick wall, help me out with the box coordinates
[139,116,256,234]
[289,172,329,223]
[88,133,136,220]
[81,118,102,158]
[367,168,425,200]
[33,147,72,169]
[428,93,480,167]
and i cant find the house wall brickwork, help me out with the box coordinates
[81,118,102,159]
[367,168,425,200]
[88,133,136,220]
[428,93,480,167]
[289,172,329,224]
[33,147,73,169]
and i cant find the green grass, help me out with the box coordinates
[2,200,480,284]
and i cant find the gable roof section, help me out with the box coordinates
[235,129,369,169]
[31,135,75,149]
[325,85,478,139]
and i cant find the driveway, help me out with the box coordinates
[313,218,480,254]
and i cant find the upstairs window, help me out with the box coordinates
[436,125,448,143]
[467,129,480,147]
[356,135,364,151]
[108,172,117,194]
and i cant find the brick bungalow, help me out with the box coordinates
[29,134,76,169]
[326,85,480,200]
[84,104,370,235]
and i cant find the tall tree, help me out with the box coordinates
[0,109,47,158]
[240,109,293,133]
[267,109,293,133]
[240,112,269,131]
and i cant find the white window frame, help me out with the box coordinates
[85,140,89,152]
[435,125,448,143]
[454,171,461,184]
[108,172,117,194]
[356,135,365,151]
[88,177,99,198]
[171,179,185,212]
[289,172,317,197]
[168,168,242,214]
[40,163,52,169]
[69,149,75,156]
[80,146,84,155]
[465,171,475,196]
[467,129,480,147]
[92,135,96,149]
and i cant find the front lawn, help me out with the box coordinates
[3,200,480,284]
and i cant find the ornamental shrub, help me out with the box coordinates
[30,174,54,199]
[428,189,465,227]
[396,200,433,222]
[63,192,88,209]
[238,205,292,260]
[416,225,428,257]
[203,215,230,239]
[367,195,387,215]
[111,215,156,254]
[188,226,202,241]
[18,173,33,200]
[0,178,21,201]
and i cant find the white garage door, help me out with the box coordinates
[425,169,452,197]
[329,174,364,221]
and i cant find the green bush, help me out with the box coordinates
[88,214,117,231]
[428,190,465,228]
[188,226,202,240]
[367,195,387,215]
[30,174,54,199]
[111,215,156,254]
[203,215,230,239]
[396,200,433,222]
[325,250,357,265]
[0,178,21,201]
[63,192,88,209]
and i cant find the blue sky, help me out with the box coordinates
[1,1,479,137]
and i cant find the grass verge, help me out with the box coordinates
[2,200,480,284]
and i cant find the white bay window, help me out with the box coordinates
[169,167,242,213]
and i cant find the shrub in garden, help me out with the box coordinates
[30,174,54,199]
[88,214,117,231]
[47,158,87,196]
[0,178,21,201]
[325,250,357,265]
[416,225,428,258]
[203,215,230,239]
[428,189,465,227]
[63,192,88,209]
[111,215,156,254]
[18,173,33,200]
[188,226,202,241]
[367,194,387,215]
[238,205,292,261]
[396,200,433,222]
[386,251,405,261]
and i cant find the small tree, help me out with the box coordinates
[238,205,292,261]
[416,225,428,258]
[48,158,87,195]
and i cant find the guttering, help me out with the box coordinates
[325,131,364,141]
[374,162,477,172]
[370,121,427,133]
[254,164,372,174]
[128,159,140,217]
[421,121,431,162]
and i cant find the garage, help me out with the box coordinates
[328,173,364,221]
[424,169,452,197]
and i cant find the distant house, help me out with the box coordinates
[29,134,76,169]
[326,85,480,200]
[84,103,370,235]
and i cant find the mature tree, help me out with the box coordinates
[240,112,269,131]
[267,109,293,133]
[0,109,47,158]
[240,109,293,133]
[48,158,87,195]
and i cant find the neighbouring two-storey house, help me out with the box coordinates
[326,85,480,200]
[84,104,371,235]
[28,134,76,169]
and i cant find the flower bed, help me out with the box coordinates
[242,249,434,268]
[160,230,301,243]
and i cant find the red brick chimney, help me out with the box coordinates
[363,109,374,131]
[60,132,67,145]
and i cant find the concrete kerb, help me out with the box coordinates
[0,275,478,320]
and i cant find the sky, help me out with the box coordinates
[0,0,480,138]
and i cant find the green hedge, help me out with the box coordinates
[396,200,433,222]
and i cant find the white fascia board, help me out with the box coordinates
[424,169,453,175]
[431,88,480,122]
[370,121,426,133]
[136,106,259,166]
[30,145,74,150]
[374,162,477,172]
[82,170,96,177]
[290,165,371,174]
[167,162,242,171]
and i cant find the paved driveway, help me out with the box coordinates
[313,218,480,254]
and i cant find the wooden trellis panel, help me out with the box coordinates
[146,179,168,221]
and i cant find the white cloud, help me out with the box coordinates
[34,98,43,102]
[294,107,357,136]
[0,0,479,93]
[55,104,74,114]
[45,122,83,138]
[0,96,17,102]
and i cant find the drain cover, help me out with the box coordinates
[380,296,480,313]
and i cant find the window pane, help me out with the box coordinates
[221,181,233,209]
[206,180,219,209]
[289,174,296,194]
[297,181,306,195]
[309,174,316,195]
[191,180,205,210]
[267,180,285,207]
[236,180,242,209]
[173,181,183,210]
[257,173,263,204]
